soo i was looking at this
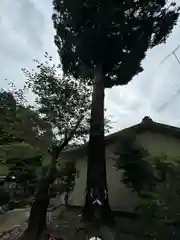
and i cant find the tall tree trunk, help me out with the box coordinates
[83,67,113,225]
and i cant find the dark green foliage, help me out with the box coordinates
[115,132,156,195]
[0,89,53,184]
[0,91,23,144]
[52,0,179,87]
[7,156,42,185]
[0,187,10,205]
[136,155,180,239]
[2,143,43,196]
[0,90,53,151]
[2,143,41,164]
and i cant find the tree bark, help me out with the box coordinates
[83,67,113,225]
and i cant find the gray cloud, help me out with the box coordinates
[0,0,51,90]
[105,18,180,131]
[0,0,45,54]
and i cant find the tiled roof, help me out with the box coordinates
[61,116,180,158]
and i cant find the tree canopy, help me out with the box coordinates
[52,0,179,87]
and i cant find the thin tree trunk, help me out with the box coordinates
[20,150,57,240]
[20,116,84,240]
[83,67,113,225]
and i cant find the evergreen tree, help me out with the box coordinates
[6,153,42,197]
[52,0,179,222]
[0,90,53,152]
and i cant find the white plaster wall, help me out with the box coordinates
[68,157,87,206]
[105,144,139,211]
[136,131,180,156]
[68,144,138,211]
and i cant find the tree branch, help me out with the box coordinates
[53,114,84,159]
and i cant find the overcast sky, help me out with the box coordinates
[1,0,180,133]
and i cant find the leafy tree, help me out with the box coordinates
[22,54,111,147]
[0,90,53,152]
[21,55,107,240]
[1,142,41,162]
[115,132,156,196]
[21,122,82,240]
[0,142,43,202]
[116,135,180,239]
[0,89,54,196]
[0,91,21,144]
[52,0,180,222]
[6,155,42,197]
[136,155,180,239]
[0,90,53,188]
[15,106,53,153]
[0,55,111,238]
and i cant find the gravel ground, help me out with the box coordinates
[0,208,30,233]
[0,206,116,240]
